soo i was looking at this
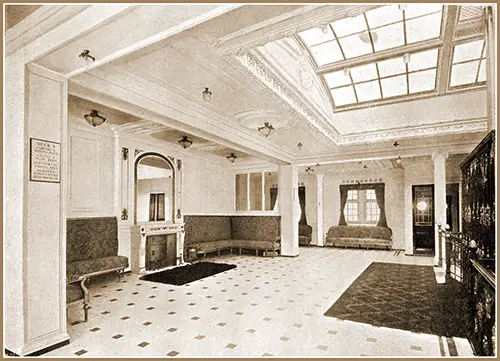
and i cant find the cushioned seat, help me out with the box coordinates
[67,255,129,283]
[326,226,392,250]
[67,283,84,303]
[299,224,312,246]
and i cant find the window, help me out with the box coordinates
[323,48,439,107]
[450,39,486,87]
[344,189,380,224]
[149,193,165,221]
[299,5,443,68]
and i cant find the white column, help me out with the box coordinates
[485,6,496,131]
[111,126,121,217]
[316,173,325,246]
[432,151,448,267]
[404,182,414,255]
[279,164,299,256]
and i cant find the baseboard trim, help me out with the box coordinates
[26,339,70,356]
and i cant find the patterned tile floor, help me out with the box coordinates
[46,247,474,357]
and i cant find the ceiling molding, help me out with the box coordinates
[5,5,90,56]
[115,119,171,134]
[336,118,488,145]
[228,49,341,143]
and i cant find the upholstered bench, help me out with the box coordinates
[325,225,392,250]
[299,224,313,246]
[66,282,88,323]
[184,215,281,258]
[66,217,129,320]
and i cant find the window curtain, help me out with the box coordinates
[338,186,349,225]
[270,187,278,210]
[338,183,388,227]
[298,186,307,225]
[374,184,388,228]
[149,194,157,222]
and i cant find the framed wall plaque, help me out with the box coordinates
[30,137,61,183]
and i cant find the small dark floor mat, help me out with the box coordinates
[139,262,236,285]
[324,262,471,338]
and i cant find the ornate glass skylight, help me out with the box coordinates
[299,5,443,67]
[323,48,439,107]
[450,39,486,87]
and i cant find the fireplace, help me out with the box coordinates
[146,234,177,270]
[131,222,184,274]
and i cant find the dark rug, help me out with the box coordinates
[139,262,236,285]
[324,262,471,337]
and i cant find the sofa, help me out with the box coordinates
[184,215,281,258]
[66,217,129,321]
[299,223,313,246]
[325,225,392,250]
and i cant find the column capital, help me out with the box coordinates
[315,172,325,180]
[431,151,449,162]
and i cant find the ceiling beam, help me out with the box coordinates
[216,4,382,56]
[437,6,459,95]
[316,38,443,75]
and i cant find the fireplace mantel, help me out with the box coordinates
[130,222,184,274]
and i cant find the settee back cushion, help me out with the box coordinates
[230,216,281,242]
[67,217,118,263]
[327,225,392,240]
[299,224,313,237]
[184,216,232,245]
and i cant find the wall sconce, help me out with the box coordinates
[178,136,193,149]
[202,87,212,102]
[84,109,106,127]
[258,122,274,137]
[305,166,314,175]
[226,153,237,163]
[79,49,95,62]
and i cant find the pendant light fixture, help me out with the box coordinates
[202,87,212,102]
[305,166,315,175]
[178,135,193,149]
[258,122,274,137]
[226,153,237,163]
[84,109,106,127]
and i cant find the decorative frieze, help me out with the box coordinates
[342,178,383,184]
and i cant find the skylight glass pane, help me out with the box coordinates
[355,80,381,102]
[338,33,373,59]
[365,6,402,28]
[408,48,438,72]
[331,86,357,106]
[350,63,378,83]
[405,4,442,20]
[409,69,436,93]
[372,22,405,52]
[450,61,480,86]
[323,70,351,88]
[478,60,486,82]
[377,57,406,77]
[331,14,367,38]
[310,41,344,66]
[381,75,407,98]
[406,12,442,44]
[452,40,484,63]
[299,27,335,47]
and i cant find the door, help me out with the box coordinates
[412,185,434,252]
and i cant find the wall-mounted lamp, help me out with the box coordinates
[258,122,274,137]
[178,135,193,149]
[202,87,212,102]
[84,109,106,127]
[226,153,237,163]
[79,49,95,62]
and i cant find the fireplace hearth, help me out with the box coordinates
[146,234,177,271]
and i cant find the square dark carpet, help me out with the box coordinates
[324,262,471,338]
[139,262,236,285]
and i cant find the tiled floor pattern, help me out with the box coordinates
[46,247,474,357]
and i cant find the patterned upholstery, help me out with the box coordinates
[326,226,392,250]
[184,215,281,256]
[299,224,313,246]
[67,255,129,283]
[66,217,128,282]
[67,283,84,303]
[184,216,232,244]
[67,217,119,263]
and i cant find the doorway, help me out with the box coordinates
[412,185,434,255]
